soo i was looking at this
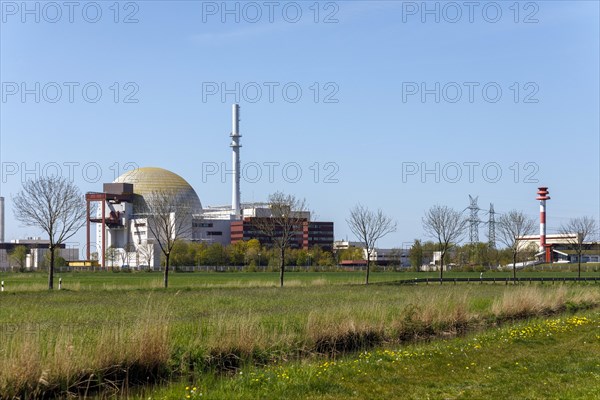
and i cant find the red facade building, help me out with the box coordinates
[231,218,334,251]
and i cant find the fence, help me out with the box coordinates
[390,277,600,285]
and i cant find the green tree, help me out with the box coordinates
[243,239,261,265]
[186,242,203,266]
[205,243,228,266]
[317,251,335,268]
[409,239,423,271]
[337,246,364,262]
[295,249,308,268]
[9,245,28,271]
[228,241,247,266]
[171,241,195,267]
[41,249,67,269]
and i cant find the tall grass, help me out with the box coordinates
[490,286,599,318]
[1,283,599,397]
[0,300,171,397]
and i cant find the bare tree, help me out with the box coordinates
[135,189,193,288]
[137,240,155,270]
[105,246,119,269]
[497,210,537,281]
[347,204,397,285]
[559,216,598,278]
[422,205,468,283]
[253,192,308,287]
[118,242,135,268]
[13,176,87,289]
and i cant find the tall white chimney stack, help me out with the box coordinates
[230,104,242,218]
[0,196,4,243]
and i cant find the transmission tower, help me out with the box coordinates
[468,195,480,244]
[488,203,496,249]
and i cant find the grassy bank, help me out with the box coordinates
[1,277,599,397]
[155,311,600,399]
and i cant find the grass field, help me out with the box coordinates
[149,311,600,399]
[0,269,598,292]
[0,271,599,398]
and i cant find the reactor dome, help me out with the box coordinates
[114,167,202,213]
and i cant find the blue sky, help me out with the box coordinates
[1,0,598,251]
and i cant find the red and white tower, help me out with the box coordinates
[536,187,551,262]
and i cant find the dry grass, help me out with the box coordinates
[0,301,171,398]
[1,284,599,398]
[491,286,564,317]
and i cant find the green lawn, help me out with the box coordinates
[0,269,598,292]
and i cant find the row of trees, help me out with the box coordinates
[408,240,536,271]
[8,246,68,272]
[160,240,336,269]
[421,205,598,282]
[11,176,598,289]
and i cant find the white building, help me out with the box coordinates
[0,237,79,270]
[87,167,237,269]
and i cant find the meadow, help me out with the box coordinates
[150,311,600,399]
[0,270,599,398]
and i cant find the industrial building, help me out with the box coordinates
[85,170,226,268]
[85,105,334,268]
[231,207,334,251]
[1,192,80,271]
[516,187,599,264]
[333,240,410,267]
[0,237,79,270]
[517,233,600,263]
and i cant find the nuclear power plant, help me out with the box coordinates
[0,108,596,270]
[84,105,334,268]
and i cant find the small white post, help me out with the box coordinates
[1,280,4,292]
[58,278,62,290]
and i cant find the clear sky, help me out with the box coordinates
[1,0,598,252]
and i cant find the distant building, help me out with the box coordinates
[365,248,410,267]
[86,168,232,269]
[85,106,335,268]
[517,234,599,263]
[333,240,364,251]
[333,240,410,267]
[231,206,334,251]
[0,237,79,270]
[87,169,335,269]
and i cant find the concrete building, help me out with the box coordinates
[333,240,410,267]
[85,105,334,268]
[0,237,79,270]
[333,240,364,251]
[86,167,234,268]
[87,169,335,268]
[517,233,599,263]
